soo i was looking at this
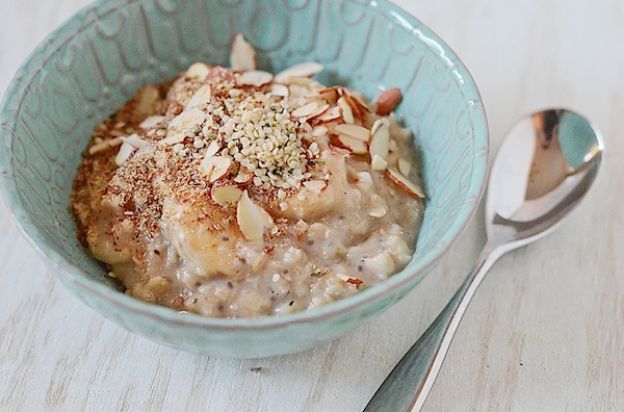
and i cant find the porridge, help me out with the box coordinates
[71,34,425,318]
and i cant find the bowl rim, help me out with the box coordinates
[0,0,490,331]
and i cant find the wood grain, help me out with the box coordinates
[0,1,622,411]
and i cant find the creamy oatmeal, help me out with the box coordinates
[71,34,425,318]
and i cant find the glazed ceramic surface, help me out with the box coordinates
[0,0,488,358]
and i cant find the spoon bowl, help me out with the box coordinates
[365,109,603,412]
[487,109,604,250]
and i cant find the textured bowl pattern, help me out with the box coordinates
[0,0,488,357]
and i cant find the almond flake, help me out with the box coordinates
[230,33,256,71]
[318,87,340,104]
[159,133,185,146]
[211,185,243,206]
[371,154,388,171]
[234,167,253,184]
[186,85,212,109]
[140,116,165,129]
[398,158,412,177]
[376,88,403,115]
[288,77,313,87]
[269,84,289,97]
[385,168,425,198]
[115,142,136,166]
[186,62,211,81]
[169,107,207,132]
[334,124,370,142]
[340,89,368,119]
[314,106,342,124]
[204,140,222,158]
[369,118,390,160]
[135,144,156,156]
[237,70,273,86]
[303,180,326,193]
[332,134,368,154]
[291,101,320,118]
[236,191,272,241]
[200,155,233,182]
[389,138,398,152]
[289,84,311,97]
[312,125,328,137]
[369,206,388,218]
[88,137,123,155]
[275,62,323,83]
[337,97,354,124]
[329,145,352,157]
[123,134,150,149]
[306,104,330,121]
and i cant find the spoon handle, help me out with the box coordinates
[363,244,504,412]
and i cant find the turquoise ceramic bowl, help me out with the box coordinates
[0,0,488,358]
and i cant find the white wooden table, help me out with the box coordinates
[1,1,623,411]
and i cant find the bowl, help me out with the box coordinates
[0,0,488,358]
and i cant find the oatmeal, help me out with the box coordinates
[71,34,425,318]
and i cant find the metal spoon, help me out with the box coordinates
[364,109,604,412]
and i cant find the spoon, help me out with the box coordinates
[364,109,603,412]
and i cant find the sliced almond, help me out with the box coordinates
[200,155,233,182]
[288,76,313,87]
[169,107,207,132]
[375,88,403,115]
[230,33,256,71]
[303,180,326,193]
[398,158,412,177]
[369,118,390,160]
[312,125,328,137]
[237,191,270,241]
[291,101,320,119]
[334,124,370,142]
[135,144,156,156]
[350,93,371,115]
[385,168,425,198]
[340,89,368,119]
[115,142,136,166]
[123,134,150,149]
[369,206,387,218]
[89,137,123,155]
[317,87,340,104]
[186,62,211,81]
[204,140,221,158]
[140,115,165,129]
[303,103,330,122]
[275,62,323,83]
[371,154,388,171]
[313,106,342,124]
[288,84,311,98]
[337,97,354,124]
[159,133,186,146]
[329,145,352,157]
[233,167,253,184]
[237,70,273,86]
[186,85,212,109]
[211,185,243,206]
[269,84,289,97]
[389,138,398,152]
[357,171,374,187]
[332,134,368,154]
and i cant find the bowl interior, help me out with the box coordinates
[0,0,488,324]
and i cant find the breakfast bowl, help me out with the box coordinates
[0,0,488,358]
